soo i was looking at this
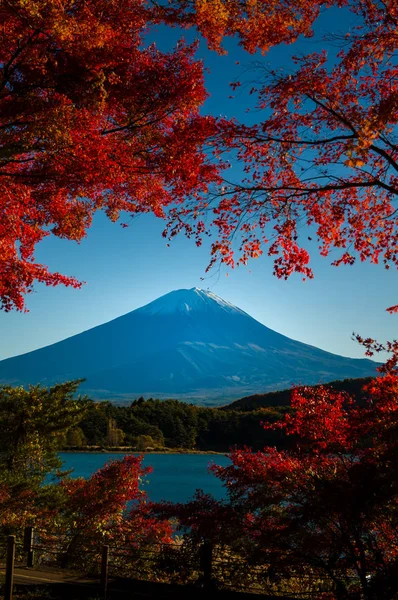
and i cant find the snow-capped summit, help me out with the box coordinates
[137,288,248,317]
[0,288,377,404]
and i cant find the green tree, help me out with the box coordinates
[129,399,198,448]
[0,380,89,478]
[0,380,89,534]
[105,418,125,447]
[79,402,109,446]
[65,427,87,449]
[135,435,156,451]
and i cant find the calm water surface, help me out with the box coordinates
[59,452,230,503]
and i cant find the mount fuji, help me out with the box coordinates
[0,288,377,404]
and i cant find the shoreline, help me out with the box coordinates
[60,448,227,456]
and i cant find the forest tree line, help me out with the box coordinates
[65,377,372,451]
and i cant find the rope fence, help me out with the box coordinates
[0,528,363,600]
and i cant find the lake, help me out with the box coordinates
[59,452,230,503]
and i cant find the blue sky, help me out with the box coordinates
[0,6,396,362]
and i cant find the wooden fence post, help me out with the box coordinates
[23,526,34,568]
[199,540,213,588]
[100,545,109,600]
[4,535,15,600]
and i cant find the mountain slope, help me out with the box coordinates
[0,288,378,403]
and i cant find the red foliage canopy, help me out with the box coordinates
[0,0,219,310]
[1,1,397,310]
[165,0,398,294]
[155,364,398,598]
[211,374,398,597]
[60,455,172,550]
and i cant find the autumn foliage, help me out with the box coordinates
[162,0,332,54]
[0,455,172,567]
[0,0,397,309]
[154,349,398,599]
[0,383,171,563]
[210,378,398,598]
[56,455,172,566]
[167,0,398,285]
[0,0,219,310]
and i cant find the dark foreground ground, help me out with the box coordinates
[0,564,297,600]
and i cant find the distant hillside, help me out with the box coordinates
[223,377,374,411]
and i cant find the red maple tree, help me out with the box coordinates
[0,0,219,311]
[57,455,172,566]
[155,361,398,598]
[165,0,398,302]
[0,454,172,567]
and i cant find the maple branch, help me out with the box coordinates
[304,95,398,175]
[222,178,398,197]
[0,31,42,94]
[379,133,398,152]
[0,171,58,179]
[307,95,358,136]
[101,108,176,136]
[0,120,32,131]
[369,142,398,174]
[101,124,134,136]
[0,43,26,92]
[248,133,356,146]
[378,0,398,26]
[0,157,35,166]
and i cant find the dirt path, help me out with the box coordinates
[0,564,295,600]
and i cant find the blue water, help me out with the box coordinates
[59,452,230,503]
